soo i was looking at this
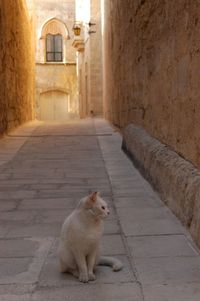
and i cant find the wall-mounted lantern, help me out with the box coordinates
[73,22,81,36]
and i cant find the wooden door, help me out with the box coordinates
[40,91,68,121]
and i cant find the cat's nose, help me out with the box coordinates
[107,210,110,215]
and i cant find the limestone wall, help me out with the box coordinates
[35,0,76,64]
[102,0,200,168]
[34,0,78,120]
[36,64,78,118]
[75,0,103,118]
[0,0,35,134]
[89,0,103,115]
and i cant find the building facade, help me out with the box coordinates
[73,0,103,118]
[35,0,78,121]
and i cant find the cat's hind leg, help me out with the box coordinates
[59,259,79,279]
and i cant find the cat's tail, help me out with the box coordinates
[98,256,123,271]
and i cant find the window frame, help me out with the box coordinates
[46,33,63,63]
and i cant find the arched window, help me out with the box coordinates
[46,33,63,62]
[38,18,69,63]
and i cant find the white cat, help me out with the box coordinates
[58,192,123,282]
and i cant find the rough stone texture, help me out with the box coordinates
[102,0,200,168]
[123,124,200,248]
[0,0,35,134]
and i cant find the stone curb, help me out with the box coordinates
[122,124,200,248]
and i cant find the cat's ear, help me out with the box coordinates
[85,192,100,208]
[89,191,99,203]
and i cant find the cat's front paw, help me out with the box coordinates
[79,273,89,283]
[88,272,96,281]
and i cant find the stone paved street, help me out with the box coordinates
[0,118,200,301]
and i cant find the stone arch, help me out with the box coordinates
[37,18,70,63]
[40,87,70,95]
[39,18,69,39]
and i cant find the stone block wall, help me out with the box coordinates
[123,124,200,248]
[102,0,200,168]
[0,0,35,134]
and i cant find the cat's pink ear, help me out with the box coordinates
[89,191,99,203]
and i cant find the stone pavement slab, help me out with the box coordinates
[0,121,41,167]
[116,207,184,236]
[0,238,39,258]
[0,295,32,301]
[0,118,200,301]
[143,283,200,301]
[0,238,52,285]
[32,283,142,301]
[127,234,199,258]
[134,256,200,285]
[95,118,200,301]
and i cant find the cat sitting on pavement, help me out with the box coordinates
[58,192,123,282]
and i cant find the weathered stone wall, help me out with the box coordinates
[102,0,200,168]
[0,0,35,134]
[123,124,200,248]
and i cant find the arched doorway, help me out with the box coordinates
[39,90,70,121]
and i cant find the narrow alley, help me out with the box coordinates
[0,119,200,300]
[1,1,200,299]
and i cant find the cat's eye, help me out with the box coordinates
[101,206,105,210]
